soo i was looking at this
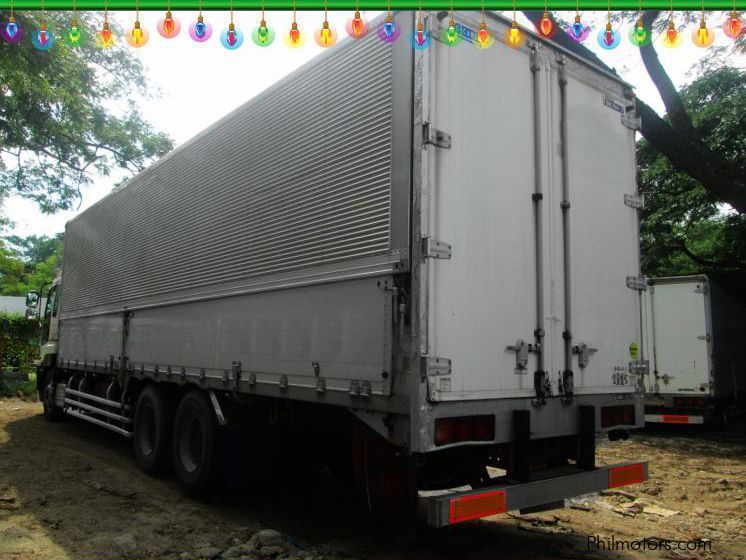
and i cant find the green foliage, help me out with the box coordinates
[0,234,62,296]
[0,11,173,216]
[639,67,746,277]
[0,312,39,378]
[5,233,61,263]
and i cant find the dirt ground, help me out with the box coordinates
[0,398,744,560]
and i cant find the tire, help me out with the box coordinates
[133,385,174,475]
[41,370,64,422]
[172,390,222,497]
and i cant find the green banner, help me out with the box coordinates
[0,1,739,9]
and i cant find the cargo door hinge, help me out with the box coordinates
[626,276,647,291]
[622,106,641,130]
[624,193,644,210]
[423,122,452,149]
[421,237,452,260]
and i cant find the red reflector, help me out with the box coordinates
[434,415,495,446]
[662,414,690,424]
[608,463,645,488]
[601,405,635,428]
[449,490,507,524]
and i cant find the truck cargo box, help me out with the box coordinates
[43,11,648,523]
[642,274,746,426]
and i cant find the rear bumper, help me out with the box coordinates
[644,413,704,425]
[421,461,648,528]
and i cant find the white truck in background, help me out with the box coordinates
[642,275,746,429]
[28,11,648,527]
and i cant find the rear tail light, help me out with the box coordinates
[673,396,707,408]
[608,463,646,488]
[434,415,495,446]
[449,490,507,524]
[601,405,635,428]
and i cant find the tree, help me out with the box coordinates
[522,10,745,215]
[0,11,173,216]
[0,234,63,295]
[638,67,746,276]
[4,233,62,264]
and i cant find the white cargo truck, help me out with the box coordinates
[642,275,746,428]
[30,11,648,526]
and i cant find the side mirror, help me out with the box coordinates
[25,291,40,319]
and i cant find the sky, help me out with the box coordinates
[2,9,741,238]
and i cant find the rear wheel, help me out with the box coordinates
[41,370,64,422]
[133,385,174,475]
[172,390,222,497]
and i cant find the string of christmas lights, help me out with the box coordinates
[1,6,743,49]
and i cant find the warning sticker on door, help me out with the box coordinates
[629,342,639,359]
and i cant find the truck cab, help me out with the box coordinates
[27,278,62,416]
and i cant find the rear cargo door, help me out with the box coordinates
[556,63,641,395]
[647,280,710,394]
[421,16,642,402]
[421,17,540,401]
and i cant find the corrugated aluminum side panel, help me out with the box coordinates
[61,30,396,316]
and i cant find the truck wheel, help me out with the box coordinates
[172,390,222,497]
[41,371,64,422]
[133,385,174,475]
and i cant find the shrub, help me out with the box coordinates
[0,312,39,396]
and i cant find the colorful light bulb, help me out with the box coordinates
[572,16,584,37]
[378,14,400,43]
[157,10,181,38]
[2,17,24,45]
[692,17,715,47]
[409,20,431,50]
[189,15,213,42]
[475,21,493,48]
[66,20,83,45]
[636,20,646,41]
[99,21,115,48]
[538,10,554,37]
[442,17,461,46]
[251,19,275,46]
[284,21,303,47]
[5,18,18,38]
[346,9,368,38]
[629,18,651,46]
[220,22,244,49]
[126,19,149,47]
[32,23,55,51]
[506,20,521,48]
[567,13,590,43]
[315,20,337,47]
[662,18,680,48]
[597,22,620,49]
[724,11,743,38]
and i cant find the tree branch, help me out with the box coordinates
[667,239,746,270]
